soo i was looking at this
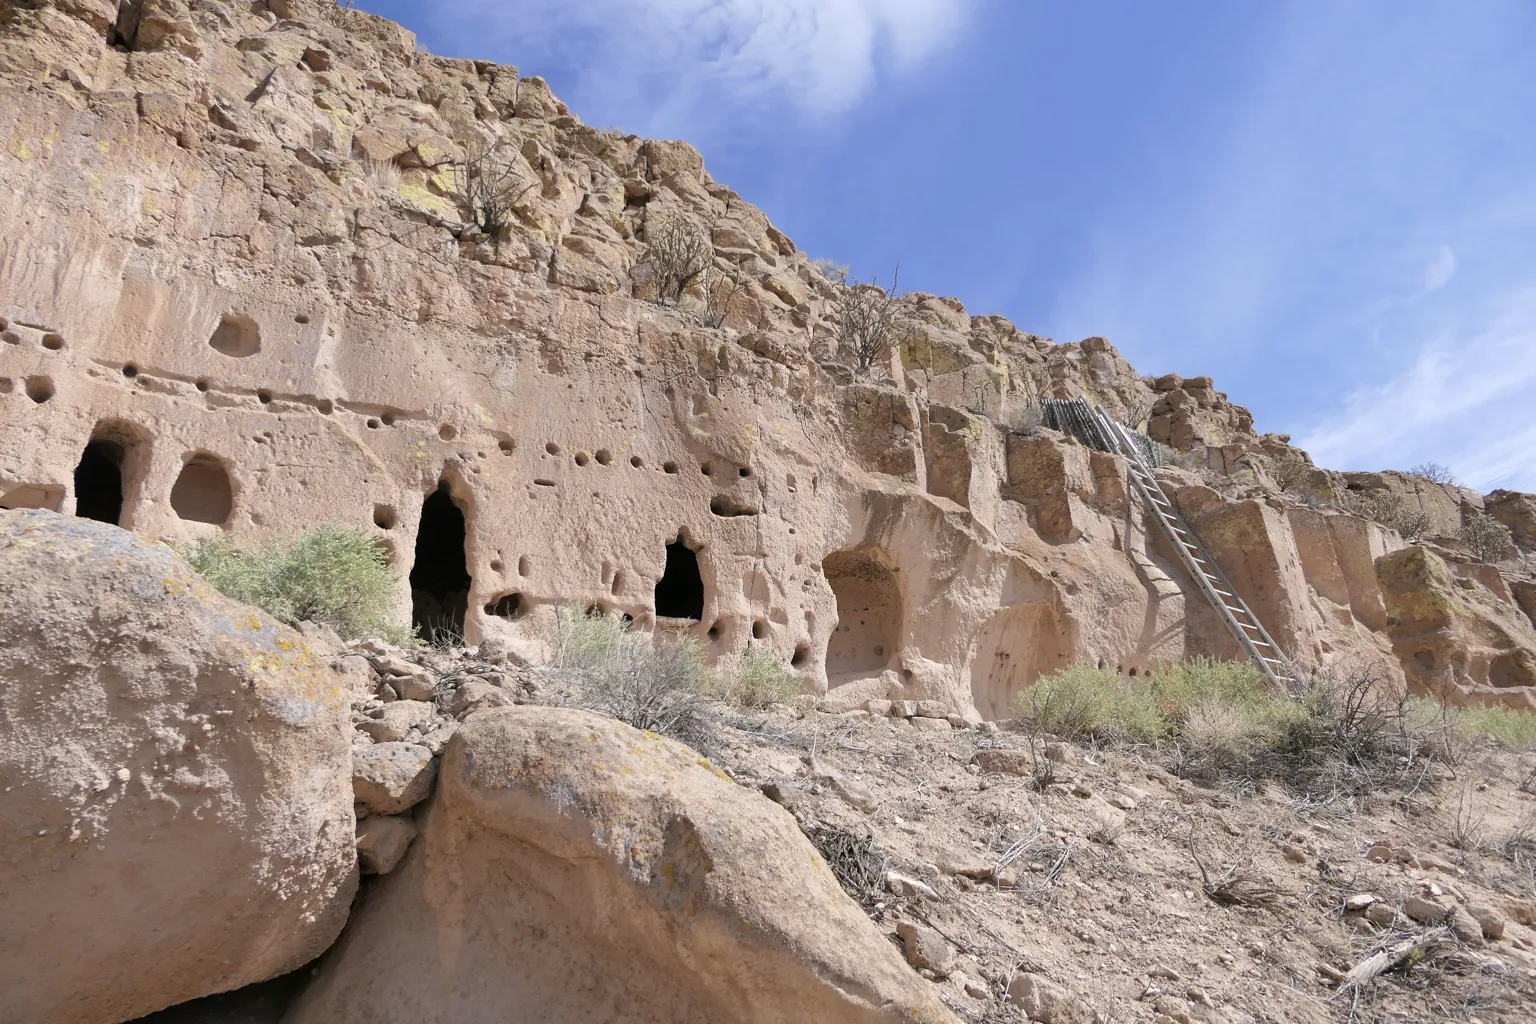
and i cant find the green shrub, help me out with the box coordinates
[188,524,410,643]
[718,651,802,708]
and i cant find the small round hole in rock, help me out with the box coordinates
[25,376,53,403]
[295,314,310,324]
[489,560,503,573]
[439,424,457,441]
[498,439,515,455]
[257,389,273,404]
[381,412,396,426]
[752,619,767,640]
[195,379,210,392]
[630,455,643,468]
[595,449,612,466]
[367,418,380,429]
[663,461,678,474]
[574,452,589,467]
[700,463,712,476]
[546,442,561,456]
[373,504,397,529]
[122,364,138,378]
[42,333,63,350]
[791,644,809,668]
[316,399,333,415]
[739,467,751,477]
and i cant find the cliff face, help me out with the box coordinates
[2,0,1533,714]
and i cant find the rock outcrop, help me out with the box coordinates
[1377,544,1536,710]
[0,0,1532,725]
[0,509,356,1024]
[287,706,955,1024]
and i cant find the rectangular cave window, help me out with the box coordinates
[410,480,472,644]
[653,536,704,620]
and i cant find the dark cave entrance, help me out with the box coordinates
[653,536,704,620]
[73,439,126,526]
[410,481,472,643]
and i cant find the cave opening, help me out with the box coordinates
[410,481,472,644]
[73,439,126,526]
[653,536,704,620]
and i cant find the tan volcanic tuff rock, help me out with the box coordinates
[0,509,356,1024]
[1,0,1533,718]
[285,705,957,1024]
[1377,544,1536,709]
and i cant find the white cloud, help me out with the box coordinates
[428,0,971,134]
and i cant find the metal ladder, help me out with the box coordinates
[1089,408,1298,691]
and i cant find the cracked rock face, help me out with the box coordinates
[0,509,357,1024]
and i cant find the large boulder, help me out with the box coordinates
[286,706,956,1024]
[0,510,357,1023]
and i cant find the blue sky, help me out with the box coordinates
[360,1,1536,493]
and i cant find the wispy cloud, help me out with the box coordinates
[1295,287,1536,490]
[428,0,972,136]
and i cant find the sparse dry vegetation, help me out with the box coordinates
[1337,487,1432,540]
[834,270,908,375]
[1015,658,1536,794]
[1460,510,1513,563]
[552,607,710,740]
[645,216,713,305]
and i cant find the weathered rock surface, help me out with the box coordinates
[286,706,956,1024]
[1377,545,1536,708]
[0,509,356,1024]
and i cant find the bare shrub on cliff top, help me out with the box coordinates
[1410,461,1458,485]
[1001,395,1045,436]
[1270,450,1317,495]
[835,270,908,375]
[645,216,713,306]
[189,524,410,643]
[450,141,535,237]
[1460,510,1514,563]
[1338,488,1431,540]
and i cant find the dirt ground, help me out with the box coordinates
[694,702,1536,1024]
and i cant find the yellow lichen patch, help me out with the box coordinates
[11,136,32,160]
[94,139,110,153]
[396,183,453,216]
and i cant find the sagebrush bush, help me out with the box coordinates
[189,524,410,643]
[1017,658,1536,788]
[719,651,802,708]
[553,608,711,740]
